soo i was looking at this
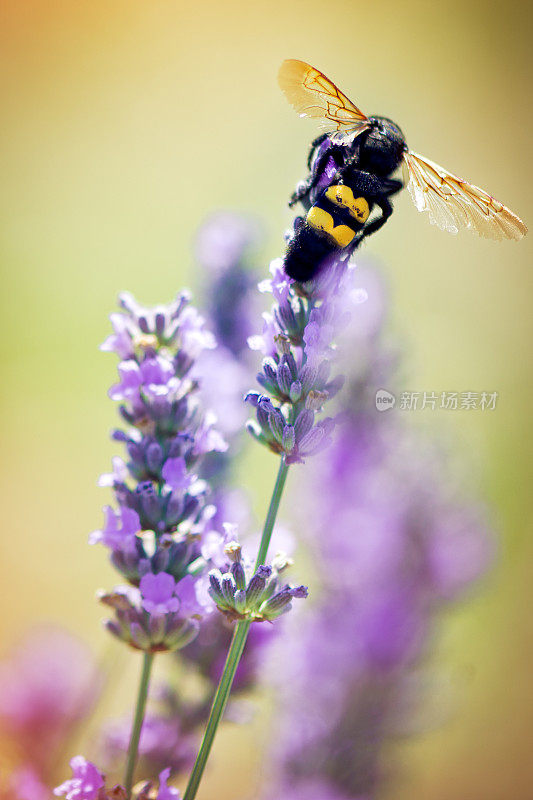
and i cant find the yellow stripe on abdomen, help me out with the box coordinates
[325,184,370,223]
[306,206,356,247]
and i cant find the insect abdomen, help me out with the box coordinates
[284,184,371,281]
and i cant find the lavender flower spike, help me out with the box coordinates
[246,257,360,463]
[94,292,229,651]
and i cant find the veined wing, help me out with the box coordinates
[403,150,527,240]
[278,59,369,133]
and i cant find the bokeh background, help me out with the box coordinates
[1,0,532,797]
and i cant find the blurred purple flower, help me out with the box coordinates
[193,212,263,451]
[89,506,140,555]
[103,714,196,778]
[2,767,50,800]
[273,781,365,800]
[195,212,260,275]
[0,627,102,776]
[194,348,252,439]
[195,212,261,359]
[179,613,275,693]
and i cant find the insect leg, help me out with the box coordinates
[359,177,403,238]
[289,176,316,208]
[359,197,394,239]
[290,148,345,208]
[380,178,403,197]
[307,133,330,170]
[284,215,305,243]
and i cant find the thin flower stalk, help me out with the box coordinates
[182,456,292,800]
[124,653,154,799]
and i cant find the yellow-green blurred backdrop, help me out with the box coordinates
[1,0,532,797]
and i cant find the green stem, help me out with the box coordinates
[183,456,289,800]
[124,651,155,799]
[254,457,290,568]
[182,619,250,800]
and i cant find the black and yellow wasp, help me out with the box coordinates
[279,59,527,282]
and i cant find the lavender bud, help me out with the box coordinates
[289,381,302,402]
[282,426,295,453]
[234,590,247,615]
[231,560,246,590]
[245,572,268,606]
[305,389,329,411]
[221,574,237,605]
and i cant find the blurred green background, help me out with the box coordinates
[1,0,532,797]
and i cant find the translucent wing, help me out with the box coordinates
[278,59,369,133]
[403,150,527,241]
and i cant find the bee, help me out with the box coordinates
[279,59,527,282]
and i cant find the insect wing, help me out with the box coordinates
[403,150,527,240]
[278,59,369,133]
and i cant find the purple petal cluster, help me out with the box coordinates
[246,257,358,463]
[208,544,307,623]
[93,292,229,652]
[53,757,180,800]
[54,757,105,800]
[99,583,200,653]
[263,265,493,799]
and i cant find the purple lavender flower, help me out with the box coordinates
[244,393,336,464]
[99,583,200,653]
[54,758,180,800]
[140,573,181,615]
[89,506,140,558]
[206,537,307,623]
[263,264,493,799]
[246,256,363,463]
[208,562,307,623]
[151,768,180,800]
[93,292,232,651]
[54,757,105,800]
